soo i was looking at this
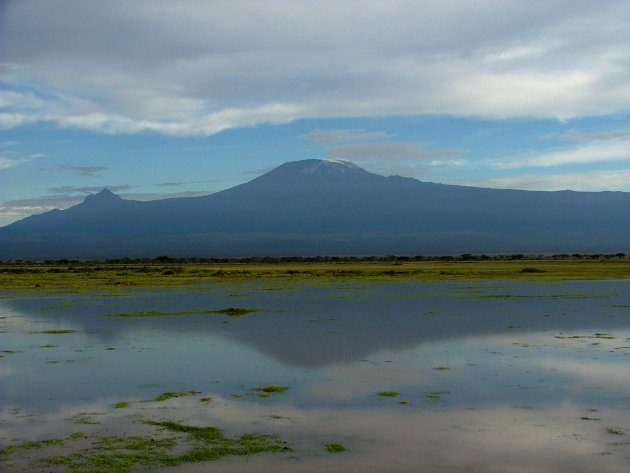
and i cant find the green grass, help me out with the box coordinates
[324,443,347,453]
[69,414,101,425]
[2,259,628,291]
[110,310,175,317]
[2,420,290,473]
[146,420,290,464]
[377,391,400,397]
[424,391,450,401]
[594,333,615,339]
[109,307,256,318]
[41,329,80,334]
[113,402,130,409]
[212,307,255,316]
[251,385,289,397]
[0,438,66,456]
[143,421,223,442]
[555,333,616,340]
[41,435,178,473]
[152,391,200,402]
[477,293,600,300]
[606,428,625,435]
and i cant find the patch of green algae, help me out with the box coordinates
[109,307,256,318]
[1,420,290,473]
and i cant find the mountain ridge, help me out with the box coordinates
[1,159,629,258]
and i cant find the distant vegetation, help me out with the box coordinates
[0,254,628,290]
[3,252,625,265]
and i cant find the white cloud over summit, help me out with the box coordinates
[2,0,630,136]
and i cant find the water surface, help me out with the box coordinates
[1,280,629,472]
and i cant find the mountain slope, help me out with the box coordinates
[1,159,629,258]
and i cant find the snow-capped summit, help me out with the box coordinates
[254,158,372,182]
[227,159,381,196]
[296,158,362,175]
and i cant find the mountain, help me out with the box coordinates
[1,158,629,258]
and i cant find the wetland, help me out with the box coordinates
[1,262,630,472]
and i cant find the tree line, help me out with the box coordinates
[2,252,627,266]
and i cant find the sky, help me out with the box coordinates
[1,0,630,226]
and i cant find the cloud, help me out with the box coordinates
[303,129,392,145]
[58,164,108,176]
[46,185,130,194]
[0,151,46,169]
[0,156,28,169]
[154,182,188,188]
[560,128,630,142]
[0,112,34,130]
[322,141,464,177]
[0,195,85,218]
[494,136,630,169]
[243,165,277,176]
[1,1,630,136]
[0,141,19,149]
[328,141,462,163]
[457,169,630,191]
[153,180,217,188]
[123,191,212,201]
[43,105,303,136]
[302,127,464,176]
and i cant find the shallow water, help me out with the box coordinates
[1,280,630,472]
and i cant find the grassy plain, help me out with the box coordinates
[1,420,290,473]
[1,259,629,290]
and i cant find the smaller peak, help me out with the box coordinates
[84,188,123,204]
[94,188,120,198]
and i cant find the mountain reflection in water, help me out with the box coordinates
[1,280,629,473]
